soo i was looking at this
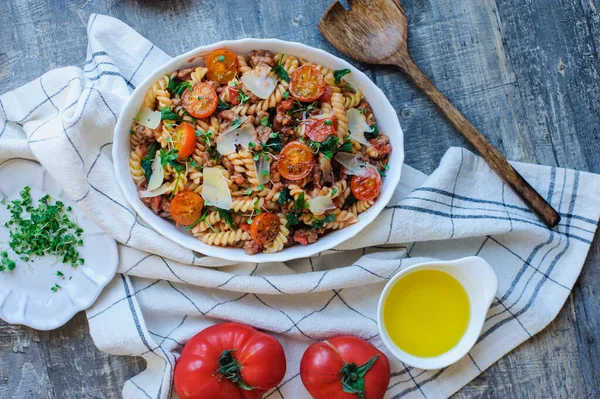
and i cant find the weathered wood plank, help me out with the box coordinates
[0,0,598,398]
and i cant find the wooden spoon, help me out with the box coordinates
[319,0,561,228]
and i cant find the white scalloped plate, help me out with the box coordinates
[0,160,119,330]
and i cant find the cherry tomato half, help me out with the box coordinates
[304,117,337,142]
[350,166,383,201]
[182,82,218,119]
[227,85,241,105]
[289,65,326,103]
[170,191,204,226]
[250,213,281,245]
[173,122,196,159]
[278,141,314,181]
[205,49,238,84]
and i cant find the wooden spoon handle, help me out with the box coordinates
[395,56,561,228]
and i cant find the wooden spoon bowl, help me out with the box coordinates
[319,0,561,228]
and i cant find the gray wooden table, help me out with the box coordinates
[1,0,599,397]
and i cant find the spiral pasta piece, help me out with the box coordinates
[343,89,363,109]
[264,215,290,254]
[144,73,174,109]
[240,150,260,188]
[237,55,252,75]
[332,92,348,139]
[190,67,208,84]
[349,200,375,216]
[324,209,358,230]
[129,146,146,185]
[200,230,251,246]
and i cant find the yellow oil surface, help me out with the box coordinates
[383,269,470,357]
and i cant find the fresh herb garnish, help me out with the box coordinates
[217,208,237,231]
[344,193,358,208]
[324,119,332,126]
[141,143,160,180]
[160,148,185,173]
[286,192,308,228]
[312,214,337,229]
[337,141,354,154]
[159,107,182,122]
[261,116,271,127]
[265,135,283,153]
[217,99,231,112]
[218,55,225,62]
[51,283,62,293]
[238,91,250,104]
[1,187,85,271]
[278,188,291,205]
[283,91,290,100]
[364,124,379,140]
[167,79,192,97]
[333,69,351,85]
[273,55,290,82]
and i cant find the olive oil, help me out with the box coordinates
[383,269,470,357]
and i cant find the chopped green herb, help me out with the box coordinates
[167,79,192,97]
[249,141,256,148]
[273,56,290,82]
[265,135,283,153]
[197,96,203,101]
[324,119,333,126]
[364,124,379,140]
[312,214,337,229]
[238,91,250,104]
[51,283,62,293]
[269,132,279,139]
[141,143,160,180]
[286,192,308,228]
[283,91,290,100]
[245,188,253,196]
[218,55,225,62]
[159,107,182,122]
[257,184,264,191]
[217,208,237,231]
[253,154,260,161]
[230,118,243,130]
[333,69,351,85]
[56,271,64,277]
[261,116,271,127]
[344,193,358,208]
[336,141,354,154]
[278,188,291,205]
[1,187,85,271]
[247,218,253,224]
[217,99,231,112]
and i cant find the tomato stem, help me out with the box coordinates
[213,349,255,391]
[339,354,380,399]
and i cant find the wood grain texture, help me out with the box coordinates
[0,0,599,398]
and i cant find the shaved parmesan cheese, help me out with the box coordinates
[202,167,233,210]
[334,152,369,177]
[347,108,373,146]
[241,70,277,99]
[256,156,271,186]
[311,113,335,120]
[309,196,336,214]
[136,107,161,129]
[217,123,257,155]
[221,116,248,136]
[139,183,170,198]
[147,151,164,190]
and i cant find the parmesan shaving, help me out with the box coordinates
[201,167,233,210]
[136,107,161,129]
[347,108,373,146]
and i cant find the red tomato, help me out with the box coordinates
[300,336,390,399]
[174,322,286,399]
[174,122,196,159]
[278,99,294,112]
[289,65,326,102]
[182,82,218,119]
[350,166,383,201]
[278,141,314,181]
[304,117,337,142]
[319,86,334,103]
[170,191,204,226]
[250,213,280,244]
[205,49,238,84]
[228,85,241,105]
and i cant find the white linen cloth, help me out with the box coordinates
[1,14,599,399]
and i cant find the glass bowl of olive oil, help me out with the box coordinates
[377,256,498,370]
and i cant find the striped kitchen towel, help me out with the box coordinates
[1,14,599,399]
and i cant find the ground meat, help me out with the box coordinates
[273,101,293,131]
[134,123,155,141]
[232,174,245,186]
[357,101,375,125]
[248,49,275,68]
[270,162,281,183]
[369,135,392,160]
[219,109,237,121]
[142,196,170,219]
[312,160,324,189]
[221,155,235,174]
[293,229,319,246]
[238,82,260,103]
[177,67,194,80]
[256,125,273,144]
[244,240,263,255]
